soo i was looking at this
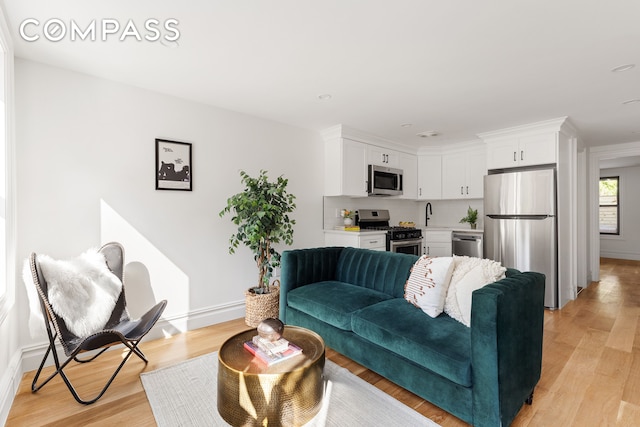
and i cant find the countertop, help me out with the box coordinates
[323,228,388,235]
[422,226,484,233]
[324,226,484,234]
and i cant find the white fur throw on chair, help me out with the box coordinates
[37,250,123,338]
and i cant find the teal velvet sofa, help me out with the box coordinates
[279,246,545,427]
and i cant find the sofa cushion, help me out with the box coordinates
[286,281,393,330]
[336,247,418,298]
[352,298,472,387]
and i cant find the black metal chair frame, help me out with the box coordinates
[28,242,167,404]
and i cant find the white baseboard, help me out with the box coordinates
[0,349,23,427]
[600,250,640,261]
[4,300,245,423]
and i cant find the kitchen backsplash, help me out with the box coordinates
[423,199,484,229]
[323,196,484,229]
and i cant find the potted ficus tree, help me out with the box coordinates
[219,170,296,326]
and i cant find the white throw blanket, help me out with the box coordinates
[34,250,123,338]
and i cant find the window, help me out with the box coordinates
[599,176,619,235]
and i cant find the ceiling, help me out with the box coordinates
[600,155,640,169]
[2,0,640,149]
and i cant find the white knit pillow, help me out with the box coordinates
[404,256,455,318]
[444,256,506,327]
[38,250,123,337]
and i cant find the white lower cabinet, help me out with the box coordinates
[324,232,387,251]
[423,230,452,256]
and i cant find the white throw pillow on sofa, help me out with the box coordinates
[444,256,506,327]
[404,256,455,318]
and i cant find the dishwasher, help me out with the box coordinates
[452,231,483,258]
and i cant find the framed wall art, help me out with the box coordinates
[155,139,192,191]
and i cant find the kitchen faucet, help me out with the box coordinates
[425,202,432,227]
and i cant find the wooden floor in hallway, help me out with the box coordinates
[6,258,640,426]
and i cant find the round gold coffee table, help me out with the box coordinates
[217,326,325,427]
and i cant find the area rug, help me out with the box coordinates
[140,352,441,426]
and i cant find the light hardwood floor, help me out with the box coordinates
[6,258,640,426]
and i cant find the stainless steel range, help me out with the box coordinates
[357,209,423,255]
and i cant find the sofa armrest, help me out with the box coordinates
[279,247,344,322]
[470,271,545,427]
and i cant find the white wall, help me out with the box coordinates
[600,165,640,260]
[14,59,325,362]
[0,9,20,424]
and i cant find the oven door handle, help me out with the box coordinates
[389,237,424,247]
[391,237,424,243]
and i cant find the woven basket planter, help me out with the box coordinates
[244,284,280,327]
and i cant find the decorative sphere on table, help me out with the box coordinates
[257,318,285,341]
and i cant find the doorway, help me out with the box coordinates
[588,143,640,281]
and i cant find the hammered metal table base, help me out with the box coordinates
[218,326,326,427]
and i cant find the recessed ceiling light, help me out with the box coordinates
[317,94,332,101]
[611,64,635,73]
[622,98,640,105]
[416,131,439,138]
[400,123,413,128]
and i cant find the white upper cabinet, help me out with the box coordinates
[417,154,442,200]
[441,147,486,199]
[367,146,400,168]
[484,133,557,170]
[324,137,368,197]
[519,133,557,166]
[398,152,418,199]
[323,125,417,198]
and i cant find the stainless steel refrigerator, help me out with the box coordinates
[484,167,557,308]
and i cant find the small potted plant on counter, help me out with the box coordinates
[459,206,479,229]
[219,170,296,327]
[341,209,355,226]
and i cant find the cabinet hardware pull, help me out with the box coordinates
[466,186,469,194]
[427,246,430,255]
[419,188,422,196]
[513,151,517,162]
[370,240,378,244]
[460,186,463,195]
[521,150,524,161]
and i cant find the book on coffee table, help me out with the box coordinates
[252,336,290,354]
[243,340,303,366]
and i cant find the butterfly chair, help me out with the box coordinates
[28,242,167,404]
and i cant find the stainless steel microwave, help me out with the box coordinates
[368,165,403,196]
